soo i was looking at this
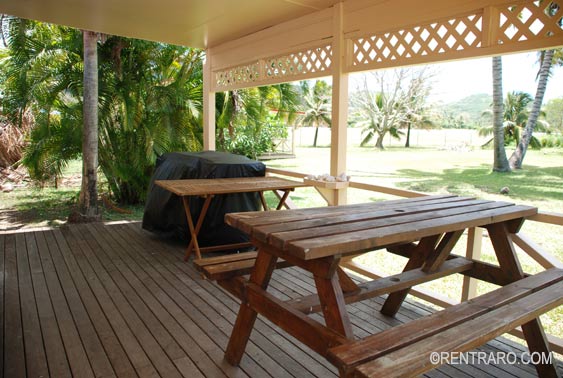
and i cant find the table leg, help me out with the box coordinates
[275,190,291,210]
[487,222,559,377]
[183,195,213,261]
[314,262,354,339]
[337,266,360,294]
[259,191,269,211]
[381,235,440,316]
[225,249,278,365]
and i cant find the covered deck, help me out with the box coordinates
[1,0,563,376]
[1,221,560,377]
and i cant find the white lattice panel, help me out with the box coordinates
[498,1,563,44]
[351,12,483,69]
[350,1,563,72]
[215,62,260,91]
[213,45,332,91]
[264,45,332,79]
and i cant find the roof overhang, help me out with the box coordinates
[0,0,344,48]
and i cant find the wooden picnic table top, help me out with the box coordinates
[225,195,538,261]
[155,176,308,197]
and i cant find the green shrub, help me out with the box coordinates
[541,134,563,148]
[222,116,288,160]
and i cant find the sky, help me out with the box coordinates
[348,51,563,105]
[422,52,562,103]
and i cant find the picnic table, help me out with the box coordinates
[196,194,563,377]
[156,176,307,260]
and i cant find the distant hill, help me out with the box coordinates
[434,93,492,128]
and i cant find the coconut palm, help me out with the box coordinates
[509,48,560,168]
[298,80,331,147]
[80,30,100,218]
[480,91,549,149]
[491,56,510,172]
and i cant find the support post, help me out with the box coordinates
[330,2,349,206]
[203,49,216,151]
[461,227,483,301]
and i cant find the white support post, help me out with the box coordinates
[461,227,483,301]
[330,2,349,206]
[203,49,216,151]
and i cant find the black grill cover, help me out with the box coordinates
[142,151,266,248]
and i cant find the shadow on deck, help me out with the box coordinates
[1,222,560,377]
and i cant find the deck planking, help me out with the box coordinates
[1,222,561,378]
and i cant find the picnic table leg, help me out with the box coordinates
[381,235,441,316]
[183,195,213,261]
[314,260,354,339]
[259,191,269,211]
[275,189,291,210]
[336,266,360,294]
[487,222,559,378]
[225,249,278,365]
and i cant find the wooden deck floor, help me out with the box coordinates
[1,222,561,378]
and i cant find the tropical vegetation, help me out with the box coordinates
[479,90,548,149]
[0,16,295,205]
[0,17,204,204]
[215,84,300,159]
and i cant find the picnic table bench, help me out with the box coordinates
[196,195,562,377]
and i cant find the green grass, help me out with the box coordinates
[0,161,144,230]
[0,186,144,229]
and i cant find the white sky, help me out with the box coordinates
[348,51,563,104]
[429,52,563,103]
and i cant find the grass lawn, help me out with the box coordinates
[0,160,144,230]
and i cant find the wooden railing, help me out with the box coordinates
[266,167,563,354]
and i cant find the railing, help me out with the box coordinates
[266,167,563,354]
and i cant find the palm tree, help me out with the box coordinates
[299,80,331,147]
[79,30,100,219]
[491,56,510,172]
[509,49,557,169]
[479,91,548,149]
[96,39,203,203]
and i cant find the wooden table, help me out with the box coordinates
[156,176,307,260]
[220,194,555,370]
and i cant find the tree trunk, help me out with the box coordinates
[405,123,411,147]
[509,49,554,169]
[313,125,319,147]
[492,56,510,172]
[375,133,385,149]
[78,30,100,219]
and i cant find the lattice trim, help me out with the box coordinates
[215,62,260,90]
[498,1,563,44]
[214,45,332,91]
[265,45,332,78]
[352,13,483,67]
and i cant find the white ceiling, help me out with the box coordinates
[0,0,343,48]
